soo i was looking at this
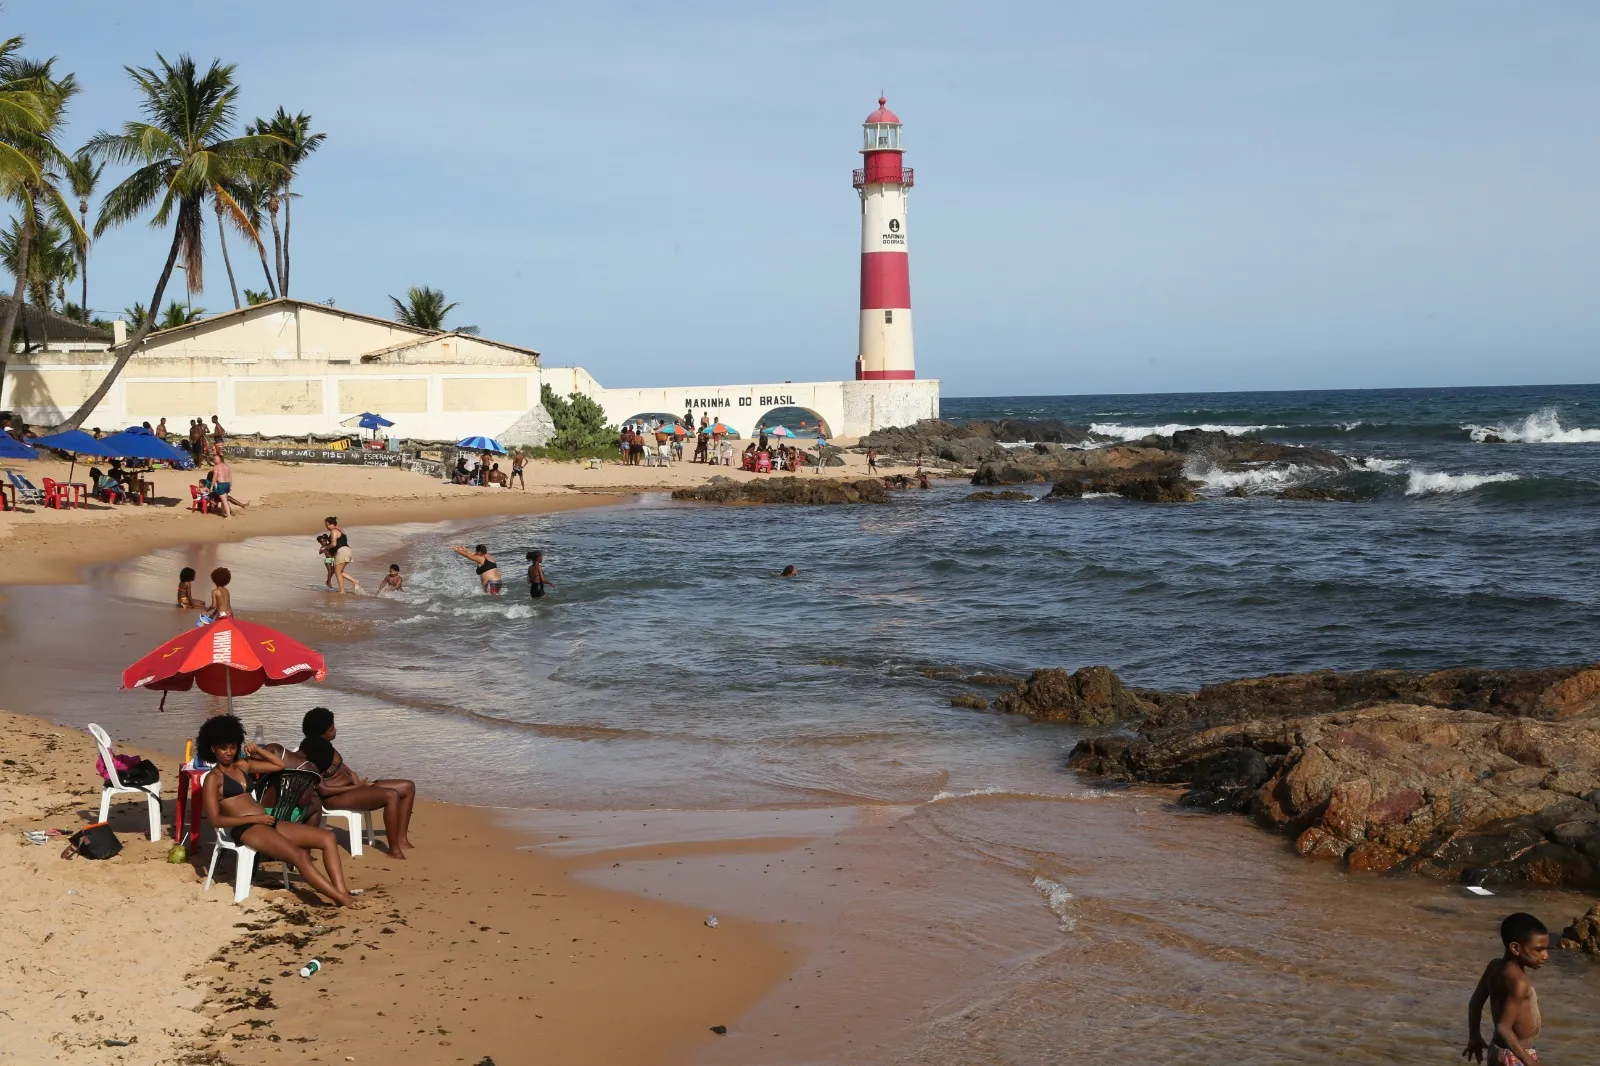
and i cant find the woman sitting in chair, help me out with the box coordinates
[198,713,355,906]
[300,706,416,860]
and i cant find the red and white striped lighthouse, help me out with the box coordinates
[853,96,915,381]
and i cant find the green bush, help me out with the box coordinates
[540,384,618,457]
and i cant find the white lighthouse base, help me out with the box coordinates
[524,367,939,443]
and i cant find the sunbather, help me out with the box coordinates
[299,706,416,860]
[197,713,353,906]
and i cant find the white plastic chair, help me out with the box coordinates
[199,771,291,903]
[320,807,374,856]
[87,723,162,841]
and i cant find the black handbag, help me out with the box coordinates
[117,758,160,788]
[65,822,122,860]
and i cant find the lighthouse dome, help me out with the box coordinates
[864,96,900,125]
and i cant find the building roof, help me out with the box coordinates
[1,297,114,346]
[864,96,901,125]
[134,297,437,345]
[358,331,541,364]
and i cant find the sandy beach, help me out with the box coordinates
[0,455,851,1065]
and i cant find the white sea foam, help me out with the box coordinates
[1354,457,1410,474]
[1465,408,1600,444]
[1087,422,1283,441]
[1186,460,1319,494]
[1404,470,1519,495]
[1031,875,1077,931]
[1336,420,1366,432]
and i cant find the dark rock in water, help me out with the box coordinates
[965,490,1034,502]
[858,420,1010,466]
[1562,903,1600,954]
[1046,472,1196,503]
[1226,486,1251,498]
[992,666,1158,726]
[1055,662,1600,894]
[950,693,989,710]
[1169,429,1350,470]
[983,419,1092,445]
[672,476,888,505]
[1480,434,1507,444]
[1280,485,1358,502]
[972,461,1050,486]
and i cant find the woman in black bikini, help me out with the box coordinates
[197,714,354,907]
[526,550,552,599]
[452,543,502,594]
[300,706,416,859]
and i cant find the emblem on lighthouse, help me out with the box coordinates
[888,219,900,232]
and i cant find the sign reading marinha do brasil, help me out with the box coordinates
[685,394,796,409]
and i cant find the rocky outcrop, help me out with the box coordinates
[1042,664,1600,894]
[1045,472,1197,503]
[991,666,1161,726]
[965,490,1035,502]
[1279,485,1358,502]
[672,476,888,505]
[858,421,1011,467]
[1562,903,1600,953]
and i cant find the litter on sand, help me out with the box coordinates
[1467,886,1495,896]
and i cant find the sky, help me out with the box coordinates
[8,1,1599,396]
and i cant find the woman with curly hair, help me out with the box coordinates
[197,714,354,906]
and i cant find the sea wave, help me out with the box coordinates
[1187,461,1321,494]
[1087,422,1283,441]
[1404,471,1520,495]
[1031,875,1077,932]
[1465,408,1600,444]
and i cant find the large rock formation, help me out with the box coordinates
[671,476,888,505]
[991,666,1160,726]
[1045,665,1600,895]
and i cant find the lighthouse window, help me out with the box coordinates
[884,310,894,324]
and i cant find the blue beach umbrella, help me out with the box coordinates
[0,434,37,460]
[99,428,189,463]
[358,412,394,430]
[30,428,124,488]
[457,436,506,454]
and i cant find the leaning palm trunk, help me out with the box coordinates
[255,239,276,298]
[282,188,292,295]
[215,201,240,309]
[79,207,89,323]
[56,216,185,430]
[0,210,34,401]
[268,194,284,296]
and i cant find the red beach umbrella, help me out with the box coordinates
[122,617,327,704]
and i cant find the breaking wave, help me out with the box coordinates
[1031,875,1077,932]
[1465,408,1600,444]
[1404,471,1520,495]
[1088,422,1282,441]
[1187,461,1322,494]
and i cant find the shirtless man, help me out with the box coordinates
[1464,911,1549,1065]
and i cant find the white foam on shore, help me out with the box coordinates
[1087,422,1282,441]
[1466,408,1600,444]
[1404,470,1519,495]
[1187,461,1319,494]
[1354,457,1409,474]
[1031,875,1077,931]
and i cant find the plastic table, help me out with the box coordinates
[173,767,206,847]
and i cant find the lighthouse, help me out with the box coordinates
[853,96,915,380]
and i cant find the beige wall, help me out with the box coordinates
[2,368,95,412]
[235,379,324,417]
[125,380,219,418]
[338,378,428,414]
[132,303,428,363]
[442,377,531,412]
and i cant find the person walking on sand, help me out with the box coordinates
[210,415,227,445]
[526,550,552,599]
[453,543,503,594]
[210,447,235,518]
[510,451,527,490]
[325,517,361,594]
[1465,912,1549,1065]
[867,447,878,473]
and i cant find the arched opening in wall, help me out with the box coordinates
[620,411,687,432]
[754,406,831,439]
[658,411,742,438]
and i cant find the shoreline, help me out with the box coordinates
[0,709,803,1065]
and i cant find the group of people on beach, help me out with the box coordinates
[452,450,526,489]
[197,706,417,907]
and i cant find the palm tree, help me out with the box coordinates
[58,54,283,430]
[157,299,204,328]
[233,174,277,298]
[62,150,102,322]
[388,286,478,333]
[0,39,81,388]
[121,301,149,330]
[250,108,322,296]
[243,287,271,305]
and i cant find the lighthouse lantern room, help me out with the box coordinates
[853,96,915,381]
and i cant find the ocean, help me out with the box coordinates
[5,382,1600,1062]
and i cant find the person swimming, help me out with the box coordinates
[780,564,799,577]
[452,544,502,594]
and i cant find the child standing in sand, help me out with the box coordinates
[177,567,202,608]
[317,533,336,588]
[1465,911,1549,1065]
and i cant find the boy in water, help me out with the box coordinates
[379,564,404,593]
[200,567,233,623]
[176,567,202,609]
[1465,912,1548,1065]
